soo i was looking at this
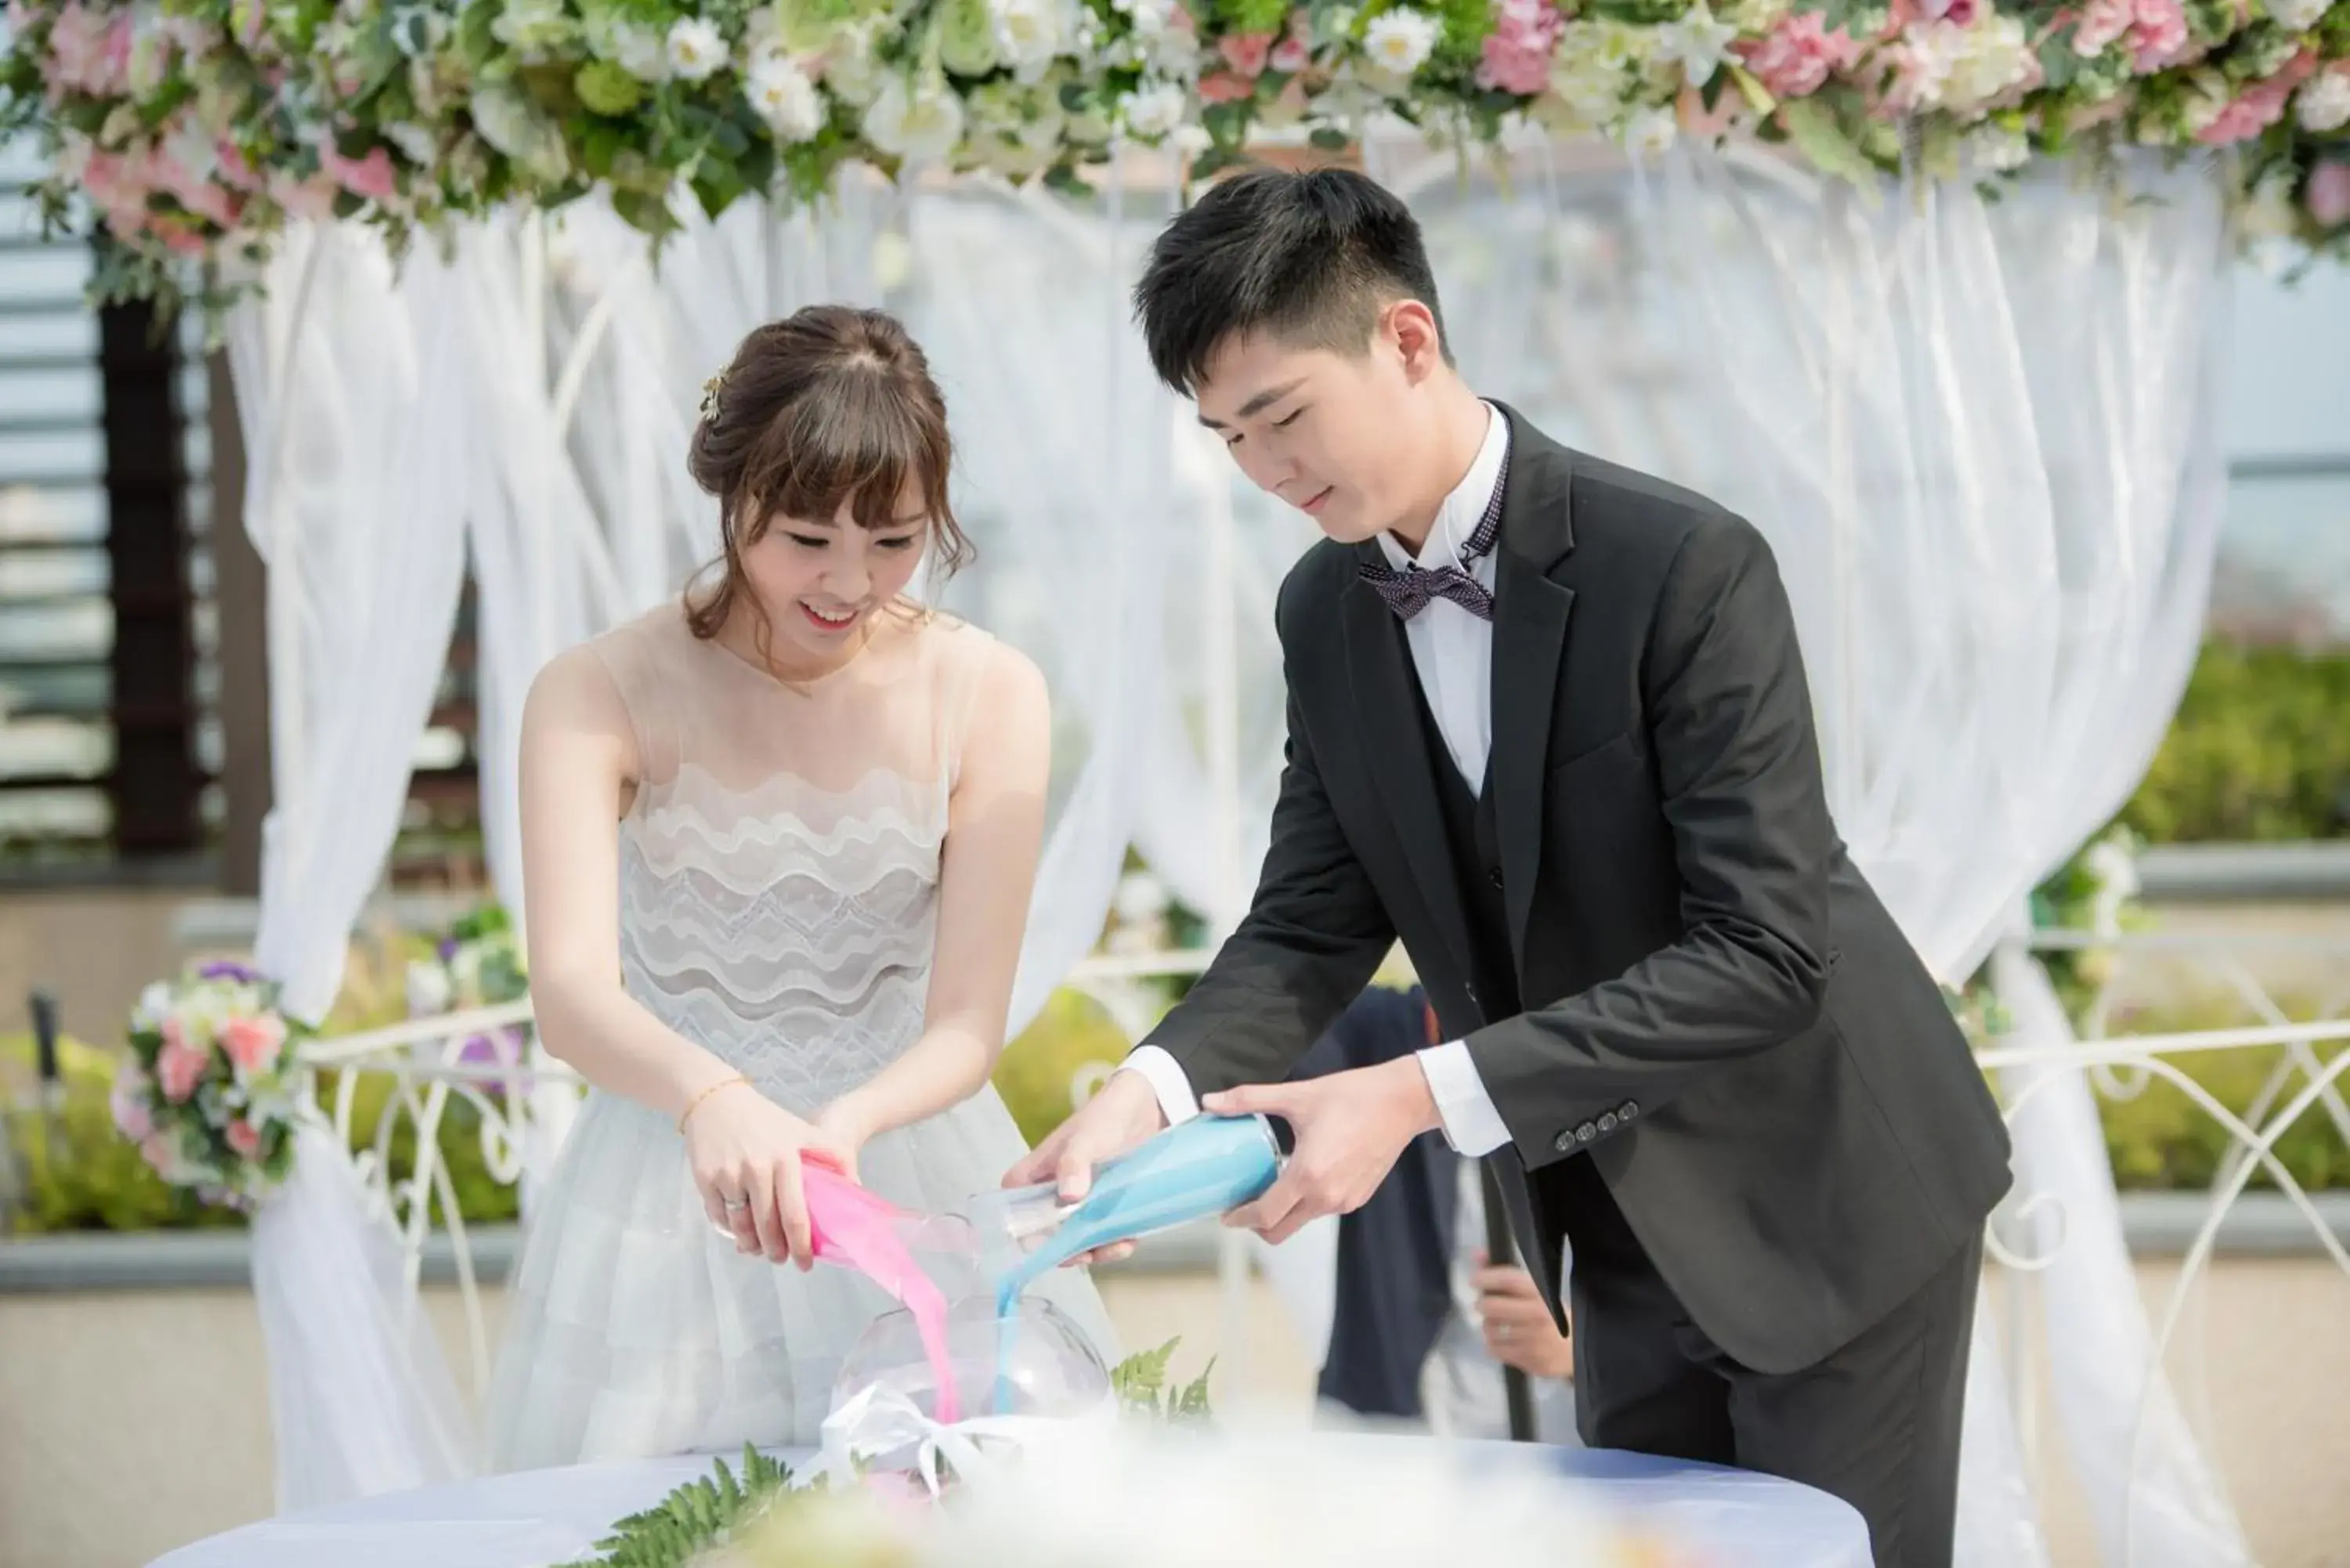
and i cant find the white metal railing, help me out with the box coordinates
[296,931,2350,1477]
[1973,927,2350,1560]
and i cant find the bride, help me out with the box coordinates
[483,305,1115,1469]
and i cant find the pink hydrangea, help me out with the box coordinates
[2307,161,2350,228]
[1219,31,1274,78]
[1477,0,1565,95]
[2196,49,2315,143]
[1735,13,1864,101]
[220,1013,287,1075]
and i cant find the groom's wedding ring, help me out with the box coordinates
[720,1194,750,1213]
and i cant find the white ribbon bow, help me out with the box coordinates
[815,1382,1118,1498]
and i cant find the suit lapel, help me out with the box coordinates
[1342,579,1476,984]
[1487,404,1578,967]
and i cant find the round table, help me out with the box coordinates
[151,1440,1871,1568]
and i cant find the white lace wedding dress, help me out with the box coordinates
[483,601,1116,1471]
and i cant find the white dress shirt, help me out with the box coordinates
[1121,403,1515,1158]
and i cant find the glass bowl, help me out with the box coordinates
[830,1293,1111,1425]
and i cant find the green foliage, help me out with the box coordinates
[2119,642,2350,844]
[1,1031,236,1233]
[989,989,1136,1149]
[1111,1336,1215,1422]
[563,1447,797,1568]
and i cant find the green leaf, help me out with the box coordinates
[1776,98,1880,198]
[1309,125,1351,150]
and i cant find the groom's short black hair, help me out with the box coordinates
[1133,164,1451,396]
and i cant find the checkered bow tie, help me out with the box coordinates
[1356,447,1507,623]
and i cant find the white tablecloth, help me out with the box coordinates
[151,1439,1871,1568]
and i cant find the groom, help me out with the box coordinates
[1007,165,2013,1566]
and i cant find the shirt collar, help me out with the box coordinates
[1376,401,1507,574]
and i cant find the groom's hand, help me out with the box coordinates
[1206,1057,1442,1245]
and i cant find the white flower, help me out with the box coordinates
[616,22,669,81]
[748,53,829,140]
[492,0,574,59]
[132,981,173,1035]
[1961,122,2030,173]
[1618,105,1678,156]
[968,80,1066,173]
[824,27,887,105]
[862,74,967,160]
[2298,70,2350,133]
[1653,4,1738,85]
[2269,0,2326,29]
[992,0,1072,80]
[406,959,454,1020]
[1361,8,1440,78]
[667,17,728,81]
[1547,42,1624,124]
[741,3,793,64]
[1120,79,1190,139]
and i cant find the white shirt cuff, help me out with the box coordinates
[1117,1046,1199,1126]
[1416,1040,1512,1158]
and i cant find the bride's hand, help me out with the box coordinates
[811,1094,877,1183]
[681,1078,855,1269]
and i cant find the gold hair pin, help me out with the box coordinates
[699,369,728,425]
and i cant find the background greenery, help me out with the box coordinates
[2120,642,2350,843]
[5,638,2347,1234]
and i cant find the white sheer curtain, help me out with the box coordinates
[225,226,481,1509]
[1374,138,2241,1566]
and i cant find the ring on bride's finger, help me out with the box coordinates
[721,1195,750,1213]
[1494,1324,1513,1342]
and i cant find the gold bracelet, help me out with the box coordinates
[678,1074,751,1133]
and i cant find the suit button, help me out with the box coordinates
[1621,1101,1638,1120]
[1488,868,1505,889]
[1553,1130,1574,1154]
[1575,1121,1597,1143]
[1597,1111,1618,1133]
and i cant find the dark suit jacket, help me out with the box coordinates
[1141,403,2014,1375]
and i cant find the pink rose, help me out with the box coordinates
[220,1013,286,1075]
[226,1119,263,1160]
[157,1035,208,1103]
[139,1132,179,1179]
[1197,69,1257,103]
[2307,162,2350,229]
[1271,34,1312,72]
[2069,0,2189,68]
[1735,13,1864,101]
[2196,49,2316,144]
[111,1060,154,1141]
[1219,31,1274,78]
[325,146,399,203]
